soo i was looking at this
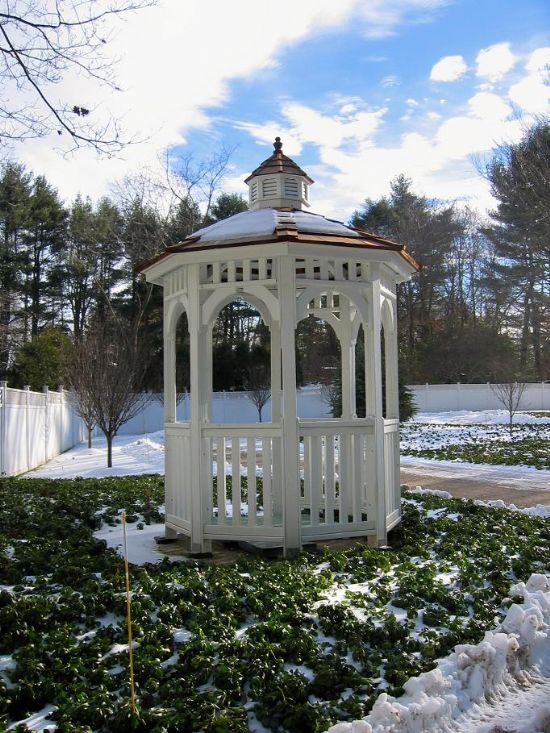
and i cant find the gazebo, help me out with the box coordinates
[142,139,419,556]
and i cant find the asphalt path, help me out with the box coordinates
[401,460,550,508]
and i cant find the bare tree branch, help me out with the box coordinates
[491,381,527,437]
[0,0,155,154]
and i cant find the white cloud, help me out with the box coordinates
[476,42,516,82]
[430,55,468,82]
[508,46,550,114]
[380,75,401,87]
[238,102,387,156]
[526,46,550,74]
[468,92,511,121]
[406,98,420,107]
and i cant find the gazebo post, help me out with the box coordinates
[384,304,400,419]
[279,254,301,555]
[205,323,214,421]
[365,269,387,546]
[270,321,283,521]
[164,328,176,423]
[188,263,211,554]
[339,298,357,419]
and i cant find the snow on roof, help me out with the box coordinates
[186,208,361,246]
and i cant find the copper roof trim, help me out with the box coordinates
[138,229,421,272]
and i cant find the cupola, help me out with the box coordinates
[244,137,314,211]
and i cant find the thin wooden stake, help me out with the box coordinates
[122,511,137,715]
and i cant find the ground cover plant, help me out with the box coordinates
[401,421,550,468]
[1,476,549,732]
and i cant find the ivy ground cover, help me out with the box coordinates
[1,477,549,732]
[401,419,550,469]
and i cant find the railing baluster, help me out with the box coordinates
[218,437,226,525]
[353,433,362,522]
[310,435,322,525]
[303,435,311,525]
[204,436,213,521]
[263,438,272,527]
[247,437,256,527]
[324,434,335,523]
[231,437,240,524]
[339,433,350,524]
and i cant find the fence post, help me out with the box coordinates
[0,381,6,475]
[59,385,65,451]
[43,386,49,464]
[24,385,30,472]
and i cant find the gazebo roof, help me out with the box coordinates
[140,207,420,272]
[139,138,420,273]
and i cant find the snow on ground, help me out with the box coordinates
[28,431,166,479]
[412,410,550,425]
[94,522,187,565]
[408,487,550,518]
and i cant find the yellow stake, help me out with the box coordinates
[122,511,137,715]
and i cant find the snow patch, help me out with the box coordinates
[327,573,550,733]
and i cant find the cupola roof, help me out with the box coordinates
[244,137,314,184]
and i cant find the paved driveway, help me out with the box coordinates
[401,460,550,508]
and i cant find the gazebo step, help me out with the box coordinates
[237,540,317,558]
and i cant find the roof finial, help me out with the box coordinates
[273,136,283,153]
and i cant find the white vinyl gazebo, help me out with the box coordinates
[142,138,419,556]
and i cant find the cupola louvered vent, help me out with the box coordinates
[262,178,277,198]
[284,177,299,198]
[245,138,314,210]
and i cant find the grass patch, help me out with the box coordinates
[0,476,549,732]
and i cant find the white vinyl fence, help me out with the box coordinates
[4,381,547,476]
[118,385,332,435]
[0,382,85,476]
[410,382,550,413]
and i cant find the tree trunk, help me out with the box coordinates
[107,433,113,468]
[87,425,92,449]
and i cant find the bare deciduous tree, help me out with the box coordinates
[0,1,154,153]
[245,366,271,423]
[68,318,150,466]
[491,381,527,437]
[164,146,235,226]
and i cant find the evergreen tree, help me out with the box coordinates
[23,176,67,337]
[0,162,31,375]
[9,327,72,390]
[484,120,550,379]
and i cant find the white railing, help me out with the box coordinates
[164,422,192,532]
[165,416,399,544]
[299,419,377,539]
[202,424,283,541]
[384,419,401,529]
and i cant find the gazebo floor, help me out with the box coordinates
[155,533,382,565]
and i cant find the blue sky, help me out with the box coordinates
[14,0,550,221]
